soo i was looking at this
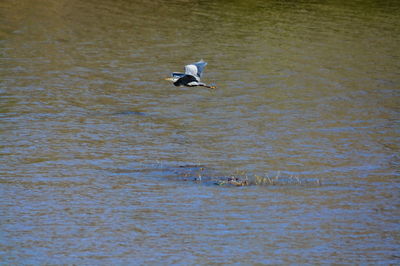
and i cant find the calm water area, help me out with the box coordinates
[1,0,399,264]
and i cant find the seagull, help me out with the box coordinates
[165,60,216,89]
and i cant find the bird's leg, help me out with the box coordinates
[199,84,216,89]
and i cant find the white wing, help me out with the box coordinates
[184,60,207,81]
[184,64,199,81]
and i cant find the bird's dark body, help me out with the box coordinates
[173,75,197,87]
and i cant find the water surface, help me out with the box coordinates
[1,0,399,264]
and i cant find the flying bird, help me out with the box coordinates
[165,60,216,89]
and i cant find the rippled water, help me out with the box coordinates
[1,0,399,264]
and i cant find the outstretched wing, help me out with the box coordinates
[172,72,185,79]
[193,60,207,77]
[184,59,207,81]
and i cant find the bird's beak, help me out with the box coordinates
[165,77,174,81]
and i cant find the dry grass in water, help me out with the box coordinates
[215,170,322,187]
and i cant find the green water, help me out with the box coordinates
[1,0,399,264]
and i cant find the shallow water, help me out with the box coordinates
[1,0,399,264]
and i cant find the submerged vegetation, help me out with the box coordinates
[213,171,322,187]
[161,164,322,187]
